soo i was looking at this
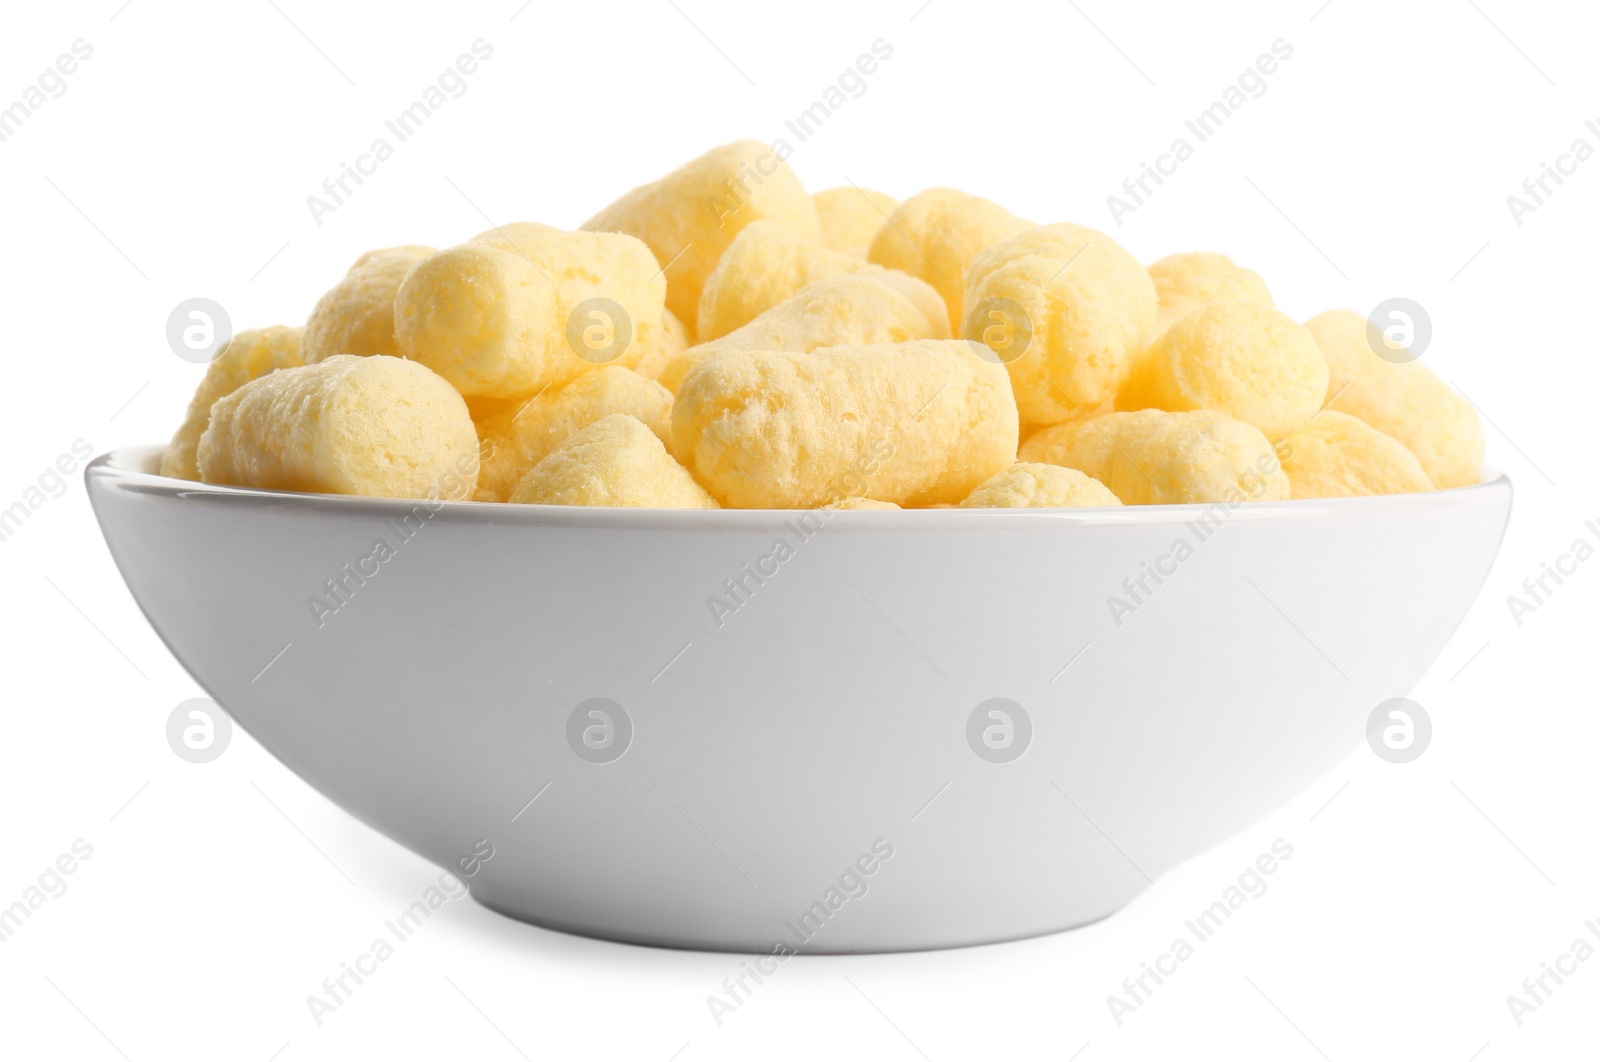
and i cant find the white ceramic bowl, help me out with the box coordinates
[88,446,1510,953]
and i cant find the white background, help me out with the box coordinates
[1,1,1596,1059]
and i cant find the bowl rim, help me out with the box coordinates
[88,445,1511,532]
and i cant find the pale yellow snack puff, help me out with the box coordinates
[1281,411,1433,499]
[1019,409,1288,505]
[394,221,664,400]
[1303,309,1483,489]
[868,188,1032,335]
[508,414,717,508]
[960,463,1122,508]
[160,325,304,481]
[821,497,901,511]
[472,366,673,502]
[673,339,1017,509]
[1125,251,1273,386]
[581,140,820,329]
[632,308,690,383]
[1147,252,1272,339]
[659,275,942,393]
[197,355,478,499]
[696,220,949,341]
[813,186,898,258]
[966,223,1157,430]
[1017,399,1114,456]
[1119,302,1329,441]
[302,245,433,363]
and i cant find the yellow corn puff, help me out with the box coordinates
[696,220,949,341]
[302,245,434,363]
[632,308,691,383]
[821,496,902,511]
[472,366,673,502]
[813,186,898,258]
[394,221,663,399]
[160,326,304,481]
[659,275,941,393]
[1303,309,1483,489]
[508,413,717,508]
[581,140,819,328]
[1019,409,1288,505]
[672,339,1017,509]
[1119,301,1329,440]
[1147,252,1272,339]
[868,187,1032,335]
[966,223,1157,431]
[1017,398,1115,455]
[960,462,1122,508]
[197,355,478,499]
[1281,411,1434,498]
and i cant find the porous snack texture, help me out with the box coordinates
[632,308,691,382]
[1146,252,1273,339]
[821,496,902,510]
[582,140,820,331]
[813,186,898,258]
[302,245,434,363]
[197,355,478,499]
[472,367,673,502]
[1281,411,1434,498]
[508,414,717,508]
[696,220,949,341]
[868,187,1033,335]
[1119,301,1329,441]
[1020,409,1289,506]
[672,340,1017,509]
[1125,252,1274,388]
[960,463,1122,508]
[659,275,943,393]
[159,141,1477,510]
[1303,309,1483,488]
[160,325,304,481]
[395,221,664,400]
[965,223,1157,431]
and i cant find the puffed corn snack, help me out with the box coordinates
[160,138,1481,511]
